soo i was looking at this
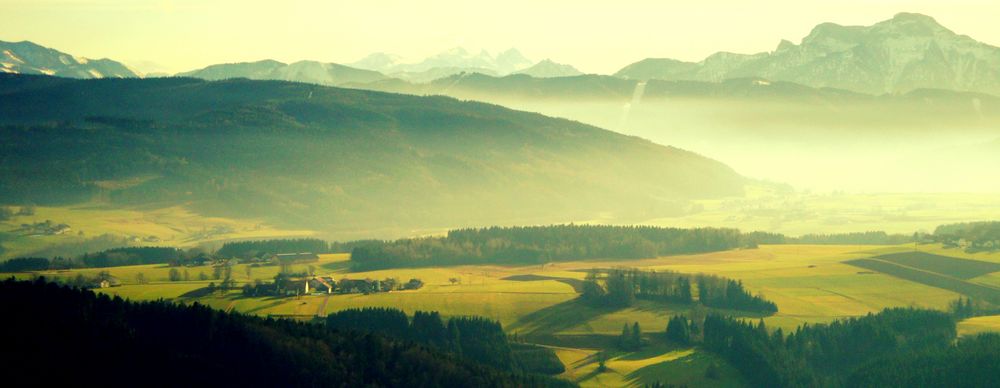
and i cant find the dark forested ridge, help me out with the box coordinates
[0,74,744,234]
[847,333,1000,387]
[0,278,572,387]
[698,308,994,387]
[325,307,564,375]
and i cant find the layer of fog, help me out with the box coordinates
[488,98,1000,193]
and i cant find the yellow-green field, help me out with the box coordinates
[554,344,744,387]
[6,243,1000,387]
[0,204,315,259]
[958,315,1000,337]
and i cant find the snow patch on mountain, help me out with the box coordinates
[616,12,1000,96]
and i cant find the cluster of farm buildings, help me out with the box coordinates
[244,252,425,296]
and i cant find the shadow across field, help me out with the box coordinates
[624,349,742,388]
[508,298,619,337]
[876,251,1000,279]
[319,260,351,273]
[178,286,215,298]
[846,257,1000,303]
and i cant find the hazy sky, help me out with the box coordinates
[3,0,999,74]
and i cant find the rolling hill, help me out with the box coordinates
[0,40,138,79]
[615,13,1000,96]
[0,74,745,236]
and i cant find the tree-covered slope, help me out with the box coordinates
[0,74,744,234]
[0,278,570,387]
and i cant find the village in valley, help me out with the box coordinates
[241,252,425,297]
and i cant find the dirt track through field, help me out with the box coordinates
[316,294,331,317]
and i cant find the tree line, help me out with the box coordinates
[0,227,939,273]
[847,333,1000,387]
[351,225,748,270]
[325,307,564,375]
[216,238,371,259]
[744,230,914,246]
[580,268,777,314]
[0,246,186,271]
[0,278,572,387]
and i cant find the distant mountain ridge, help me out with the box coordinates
[350,48,537,83]
[514,59,583,78]
[351,47,533,75]
[352,71,1000,113]
[177,59,387,86]
[615,13,1000,95]
[0,40,138,79]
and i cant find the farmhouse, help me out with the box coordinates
[90,276,122,289]
[338,278,375,294]
[307,276,336,294]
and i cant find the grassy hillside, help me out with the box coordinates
[0,74,744,236]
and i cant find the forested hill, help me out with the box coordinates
[0,278,570,387]
[0,74,744,234]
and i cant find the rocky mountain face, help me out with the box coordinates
[616,13,1000,95]
[0,40,138,78]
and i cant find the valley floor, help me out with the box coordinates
[8,243,1000,386]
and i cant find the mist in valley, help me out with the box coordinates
[452,94,999,193]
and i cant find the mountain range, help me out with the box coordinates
[615,13,1000,96]
[9,12,1000,98]
[351,71,1000,116]
[0,40,137,79]
[176,48,580,84]
[514,59,584,78]
[176,59,387,86]
[0,74,744,236]
[350,48,534,76]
